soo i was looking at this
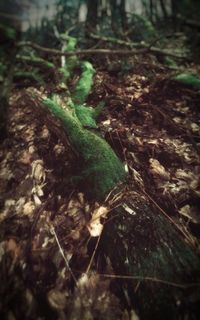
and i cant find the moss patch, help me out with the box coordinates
[173,73,200,89]
[74,102,104,128]
[60,36,78,82]
[72,61,95,105]
[74,105,98,128]
[14,71,44,85]
[43,98,126,200]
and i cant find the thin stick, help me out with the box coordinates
[86,235,101,274]
[51,226,77,284]
[98,272,200,289]
[18,41,187,59]
[143,190,200,253]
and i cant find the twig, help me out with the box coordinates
[51,226,77,284]
[18,41,187,59]
[98,273,200,289]
[89,33,140,49]
[142,190,200,254]
[89,33,188,59]
[86,234,101,274]
[16,54,55,70]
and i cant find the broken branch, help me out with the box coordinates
[18,41,187,59]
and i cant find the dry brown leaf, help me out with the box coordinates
[179,205,200,224]
[41,125,50,139]
[6,238,21,260]
[31,160,46,183]
[53,144,65,155]
[149,158,170,179]
[87,206,108,237]
[23,201,35,215]
[190,123,200,133]
[47,288,67,310]
[18,150,32,165]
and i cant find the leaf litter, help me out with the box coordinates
[0,58,200,319]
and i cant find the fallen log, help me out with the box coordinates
[37,96,200,319]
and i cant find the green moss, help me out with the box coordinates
[173,73,200,89]
[60,36,78,82]
[72,61,95,105]
[42,39,125,199]
[163,57,177,67]
[74,105,98,128]
[63,36,77,52]
[43,98,126,200]
[17,55,55,70]
[74,102,104,128]
[14,71,44,84]
[60,66,71,82]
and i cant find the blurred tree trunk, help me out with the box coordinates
[110,0,118,34]
[120,0,127,31]
[171,0,178,31]
[86,0,99,33]
[149,0,154,22]
[141,0,150,16]
[110,0,127,34]
[160,0,168,20]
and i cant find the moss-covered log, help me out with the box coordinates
[41,97,200,319]
[13,71,44,86]
[30,38,200,319]
[38,92,200,319]
[72,61,95,105]
[43,98,126,200]
[16,55,55,72]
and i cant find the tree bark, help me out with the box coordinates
[86,0,99,34]
[160,0,168,20]
[120,0,127,31]
[100,194,200,319]
[171,0,178,31]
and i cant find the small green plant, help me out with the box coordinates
[173,73,200,89]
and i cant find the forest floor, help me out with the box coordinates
[0,52,200,319]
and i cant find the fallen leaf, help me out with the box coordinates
[18,151,32,165]
[149,158,170,179]
[87,206,108,237]
[31,160,46,183]
[102,119,111,126]
[47,288,67,310]
[41,125,50,139]
[179,205,200,224]
[6,238,21,260]
[23,201,35,215]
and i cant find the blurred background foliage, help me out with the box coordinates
[0,0,199,50]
